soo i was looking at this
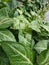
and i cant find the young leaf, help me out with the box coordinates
[34,40,48,54]
[11,15,29,30]
[29,21,41,32]
[18,32,34,48]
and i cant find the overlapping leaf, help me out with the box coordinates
[34,40,48,54]
[38,50,49,65]
[0,29,16,41]
[18,31,35,48]
[1,41,35,65]
[0,17,15,29]
[29,20,41,32]
[40,24,49,32]
[0,7,9,17]
[0,46,10,65]
[11,15,29,30]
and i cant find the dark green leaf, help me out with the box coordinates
[38,50,49,65]
[0,46,10,65]
[1,41,35,65]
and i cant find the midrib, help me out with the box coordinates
[8,44,33,65]
[0,32,13,41]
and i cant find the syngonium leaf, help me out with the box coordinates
[11,15,29,30]
[11,18,20,29]
[0,46,10,65]
[0,29,16,42]
[34,40,48,54]
[0,8,15,29]
[38,50,49,65]
[0,17,15,29]
[29,20,41,32]
[0,29,16,65]
[0,7,9,17]
[18,31,35,48]
[1,41,35,65]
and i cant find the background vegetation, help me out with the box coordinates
[0,0,49,65]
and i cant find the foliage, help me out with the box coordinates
[0,0,49,65]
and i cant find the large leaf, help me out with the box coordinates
[0,7,9,17]
[1,41,35,65]
[0,8,14,27]
[34,40,48,54]
[38,50,49,65]
[0,17,14,29]
[0,29,16,41]
[0,46,10,65]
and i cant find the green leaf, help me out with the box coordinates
[34,40,48,54]
[2,0,9,2]
[0,17,14,29]
[7,0,18,9]
[40,24,49,32]
[19,31,34,48]
[11,18,20,29]
[29,21,41,32]
[0,2,6,8]
[11,16,29,30]
[0,7,9,17]
[38,50,49,65]
[0,29,16,42]
[1,41,35,65]
[0,46,10,65]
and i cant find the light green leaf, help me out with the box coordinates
[30,11,37,16]
[34,40,48,54]
[0,29,16,42]
[11,18,26,29]
[11,16,29,30]
[18,31,34,48]
[40,24,49,32]
[29,21,41,32]
[1,41,35,65]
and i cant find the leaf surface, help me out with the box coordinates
[1,41,34,65]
